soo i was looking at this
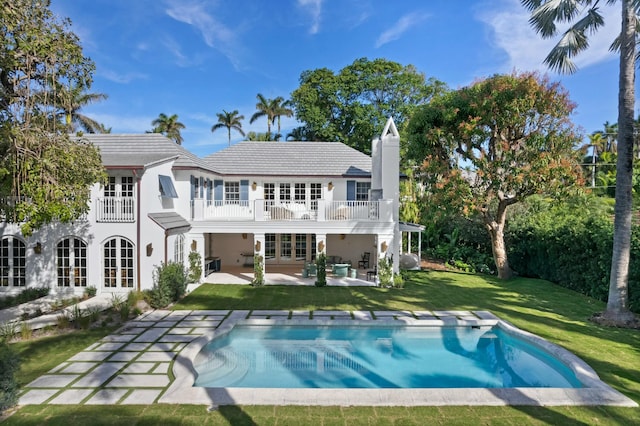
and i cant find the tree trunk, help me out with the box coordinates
[605,0,636,324]
[486,199,513,280]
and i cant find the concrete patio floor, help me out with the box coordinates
[203,265,377,286]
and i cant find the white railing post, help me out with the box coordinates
[316,199,326,221]
[254,199,264,221]
[193,199,204,220]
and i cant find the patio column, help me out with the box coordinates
[316,233,327,257]
[187,233,206,282]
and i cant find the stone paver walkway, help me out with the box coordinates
[18,309,489,406]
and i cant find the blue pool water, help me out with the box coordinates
[194,325,583,389]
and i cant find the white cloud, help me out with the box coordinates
[164,0,242,68]
[100,69,148,84]
[375,11,430,48]
[478,0,619,74]
[298,0,323,34]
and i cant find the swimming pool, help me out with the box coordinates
[193,325,582,389]
[160,311,637,406]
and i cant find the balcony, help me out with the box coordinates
[96,197,135,222]
[191,199,392,222]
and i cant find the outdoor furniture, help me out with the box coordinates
[269,205,293,220]
[358,252,371,269]
[205,257,221,275]
[333,263,350,277]
[367,268,377,281]
[326,255,342,267]
[306,262,317,277]
[241,252,254,267]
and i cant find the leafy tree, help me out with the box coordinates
[151,113,185,145]
[211,109,245,147]
[246,131,279,141]
[290,57,447,153]
[523,0,636,324]
[407,72,583,279]
[286,126,308,141]
[0,0,106,236]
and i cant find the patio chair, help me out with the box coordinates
[358,252,370,269]
[367,268,377,281]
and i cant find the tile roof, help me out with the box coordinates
[204,141,371,177]
[148,212,191,233]
[77,134,216,172]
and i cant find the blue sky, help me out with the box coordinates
[51,0,624,157]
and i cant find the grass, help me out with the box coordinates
[4,270,640,425]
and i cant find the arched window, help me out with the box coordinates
[57,238,87,287]
[103,237,135,288]
[174,234,185,264]
[0,237,26,287]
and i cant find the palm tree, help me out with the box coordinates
[39,83,108,133]
[286,126,308,141]
[272,97,294,135]
[211,109,245,147]
[151,113,185,145]
[249,94,278,137]
[523,0,636,324]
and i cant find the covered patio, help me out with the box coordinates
[202,265,377,286]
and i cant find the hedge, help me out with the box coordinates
[507,207,639,313]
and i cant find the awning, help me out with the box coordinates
[148,212,191,235]
[159,175,178,198]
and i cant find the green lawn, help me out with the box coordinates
[5,270,640,425]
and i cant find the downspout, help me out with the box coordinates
[133,169,141,292]
[164,231,168,264]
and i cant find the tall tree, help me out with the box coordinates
[286,126,313,141]
[45,82,108,133]
[523,0,637,324]
[151,113,185,145]
[290,57,447,153]
[0,0,106,236]
[272,97,293,135]
[211,109,245,147]
[408,72,583,279]
[249,94,278,138]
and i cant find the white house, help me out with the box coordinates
[0,118,406,296]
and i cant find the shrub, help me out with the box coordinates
[0,287,49,309]
[393,273,404,289]
[315,253,327,287]
[378,257,393,287]
[84,286,97,298]
[148,262,188,309]
[0,322,17,342]
[188,251,202,283]
[251,254,264,286]
[19,322,32,340]
[423,215,496,275]
[0,340,19,414]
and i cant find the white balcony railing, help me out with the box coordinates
[96,197,135,222]
[191,199,393,222]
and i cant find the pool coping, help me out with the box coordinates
[160,313,638,407]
